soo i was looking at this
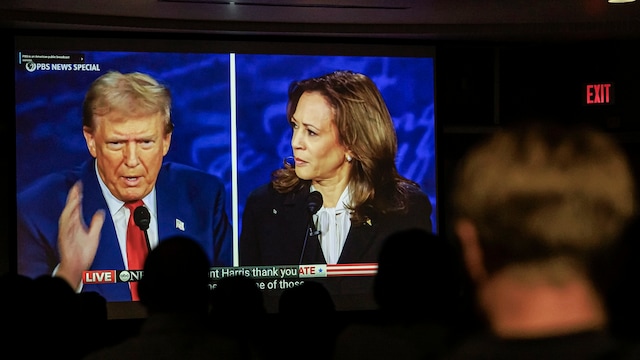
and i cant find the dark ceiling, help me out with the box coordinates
[2,0,640,41]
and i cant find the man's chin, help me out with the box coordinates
[117,189,149,203]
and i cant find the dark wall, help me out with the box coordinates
[436,40,640,242]
[435,40,640,341]
[3,30,14,276]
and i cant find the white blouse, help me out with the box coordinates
[311,185,352,264]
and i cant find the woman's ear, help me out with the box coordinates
[455,219,488,284]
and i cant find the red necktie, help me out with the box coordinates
[125,200,148,301]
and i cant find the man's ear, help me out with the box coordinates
[162,132,172,156]
[455,219,488,284]
[83,126,97,158]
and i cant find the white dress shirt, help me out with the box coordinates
[96,162,159,269]
[311,185,352,264]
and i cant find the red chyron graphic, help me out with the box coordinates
[83,270,117,284]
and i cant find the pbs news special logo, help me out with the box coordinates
[20,52,100,72]
[24,61,101,72]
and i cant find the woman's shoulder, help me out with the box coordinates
[247,182,277,198]
[399,181,429,200]
[248,181,311,198]
[397,181,433,226]
[245,182,297,207]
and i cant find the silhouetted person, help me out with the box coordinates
[209,274,267,327]
[30,275,89,358]
[83,235,248,360]
[603,215,640,351]
[277,280,340,360]
[0,273,37,356]
[0,273,98,359]
[209,274,268,359]
[279,280,336,316]
[446,121,638,359]
[77,291,109,356]
[332,228,470,360]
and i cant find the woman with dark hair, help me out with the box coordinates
[239,69,432,268]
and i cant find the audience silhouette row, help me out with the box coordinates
[2,225,638,359]
[4,121,640,359]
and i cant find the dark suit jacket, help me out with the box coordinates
[240,182,432,266]
[17,159,233,301]
[239,181,432,311]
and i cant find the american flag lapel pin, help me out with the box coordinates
[175,219,185,231]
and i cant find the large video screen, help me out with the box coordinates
[14,35,437,317]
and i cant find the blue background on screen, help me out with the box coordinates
[234,54,436,232]
[15,51,436,249]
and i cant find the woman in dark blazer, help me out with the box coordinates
[240,69,432,265]
[239,71,433,310]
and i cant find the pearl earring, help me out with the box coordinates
[346,154,353,162]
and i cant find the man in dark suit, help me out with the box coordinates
[17,71,232,302]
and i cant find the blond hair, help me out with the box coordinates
[82,71,174,134]
[452,121,636,275]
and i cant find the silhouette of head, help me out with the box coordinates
[373,228,462,321]
[138,235,211,314]
[209,274,266,332]
[278,280,335,315]
[210,275,266,317]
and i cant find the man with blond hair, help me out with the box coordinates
[447,121,637,359]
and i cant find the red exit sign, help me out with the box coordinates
[585,83,614,105]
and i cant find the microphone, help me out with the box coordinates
[133,205,151,252]
[299,191,323,264]
[307,191,323,237]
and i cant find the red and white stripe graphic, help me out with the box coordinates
[326,263,378,277]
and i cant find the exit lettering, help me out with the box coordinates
[586,83,613,104]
